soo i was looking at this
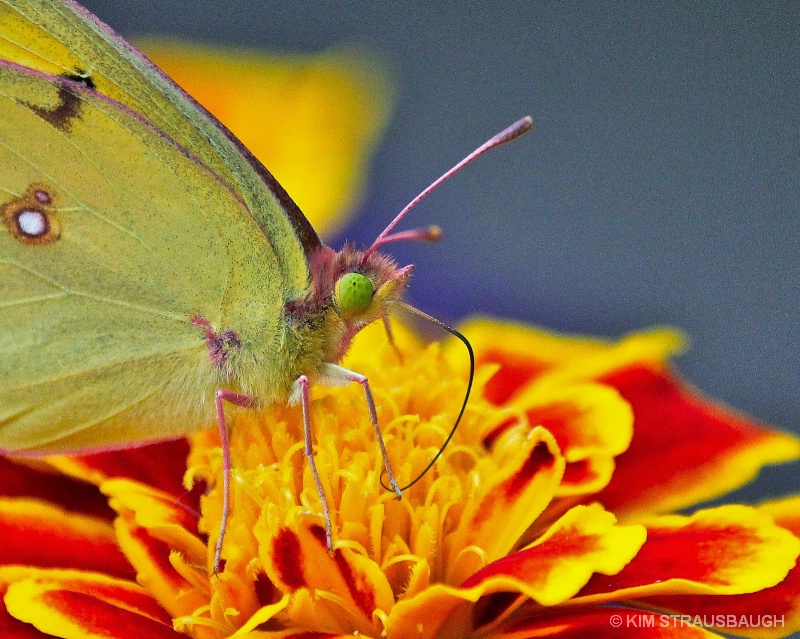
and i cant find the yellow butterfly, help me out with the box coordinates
[0,0,531,570]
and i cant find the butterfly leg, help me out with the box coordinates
[213,389,255,574]
[319,363,403,499]
[295,375,333,549]
[382,313,404,363]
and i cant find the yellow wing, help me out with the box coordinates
[0,62,286,454]
[0,0,316,299]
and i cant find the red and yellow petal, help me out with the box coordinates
[385,506,646,638]
[464,317,800,517]
[0,498,132,579]
[595,365,800,518]
[640,496,800,639]
[574,505,800,603]
[2,568,177,639]
[459,317,618,405]
[101,479,208,620]
[461,505,646,605]
[445,427,565,581]
[260,519,395,636]
[461,318,683,403]
[503,382,633,496]
[465,320,800,517]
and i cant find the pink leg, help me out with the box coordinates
[335,368,403,499]
[296,375,333,549]
[214,389,255,574]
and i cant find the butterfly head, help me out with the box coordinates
[283,243,411,363]
[334,242,412,314]
[334,264,411,320]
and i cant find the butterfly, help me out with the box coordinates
[0,0,532,571]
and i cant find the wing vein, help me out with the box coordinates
[0,257,189,322]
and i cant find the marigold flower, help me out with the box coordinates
[2,318,800,639]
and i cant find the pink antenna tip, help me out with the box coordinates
[363,116,534,261]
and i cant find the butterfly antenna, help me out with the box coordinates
[381,300,475,492]
[363,116,533,261]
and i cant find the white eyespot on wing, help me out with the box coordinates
[1,185,61,245]
[16,209,48,238]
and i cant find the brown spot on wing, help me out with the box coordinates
[23,70,95,133]
[1,184,61,245]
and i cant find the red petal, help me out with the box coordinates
[47,439,193,498]
[0,457,111,519]
[595,365,800,517]
[0,498,133,579]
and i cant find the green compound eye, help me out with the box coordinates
[336,272,374,314]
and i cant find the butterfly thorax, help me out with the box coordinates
[190,246,409,413]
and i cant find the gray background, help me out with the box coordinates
[80,1,798,502]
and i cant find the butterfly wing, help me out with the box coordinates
[0,62,289,454]
[0,0,319,299]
